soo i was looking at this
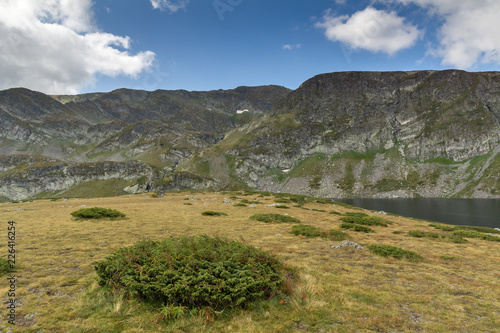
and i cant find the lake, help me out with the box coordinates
[333,198,500,228]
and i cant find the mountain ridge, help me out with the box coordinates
[178,70,500,198]
[1,70,499,200]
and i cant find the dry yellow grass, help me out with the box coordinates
[0,191,499,332]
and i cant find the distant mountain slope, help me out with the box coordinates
[0,85,291,163]
[0,85,291,200]
[52,85,291,124]
[1,71,499,200]
[180,70,500,198]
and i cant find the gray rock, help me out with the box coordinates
[331,241,363,250]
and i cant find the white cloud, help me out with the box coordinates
[316,7,421,55]
[0,0,155,94]
[390,0,500,68]
[150,0,189,13]
[283,44,301,50]
[392,0,470,14]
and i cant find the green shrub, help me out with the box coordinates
[311,209,327,212]
[275,205,290,209]
[332,201,358,209]
[290,226,348,241]
[94,236,288,310]
[481,234,500,242]
[431,223,500,236]
[363,216,390,226]
[340,216,388,227]
[0,258,11,273]
[328,229,349,241]
[274,199,291,203]
[201,211,228,216]
[240,199,260,205]
[367,244,422,260]
[233,203,247,207]
[408,230,442,239]
[453,229,486,238]
[408,230,426,238]
[290,225,322,238]
[329,211,342,215]
[429,224,455,232]
[71,207,126,220]
[289,195,308,205]
[184,203,193,206]
[445,234,468,244]
[340,223,374,233]
[250,214,301,224]
[457,225,500,234]
[426,232,440,238]
[344,212,368,217]
[453,230,500,242]
[315,198,334,204]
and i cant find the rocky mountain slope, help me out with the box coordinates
[1,70,499,200]
[0,85,290,200]
[179,70,500,198]
[1,85,290,161]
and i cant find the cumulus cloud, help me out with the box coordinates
[0,0,155,94]
[390,0,500,68]
[315,7,421,55]
[283,44,301,50]
[150,0,189,13]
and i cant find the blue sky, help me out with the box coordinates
[2,0,500,94]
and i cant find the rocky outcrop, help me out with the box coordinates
[153,172,218,192]
[331,241,363,250]
[0,155,153,200]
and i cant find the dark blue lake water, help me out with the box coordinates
[334,198,500,228]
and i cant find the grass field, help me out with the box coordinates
[0,191,499,332]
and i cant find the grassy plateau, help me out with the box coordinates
[0,191,499,332]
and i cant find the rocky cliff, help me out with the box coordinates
[0,85,290,200]
[180,70,500,198]
[1,70,499,200]
[0,155,154,200]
